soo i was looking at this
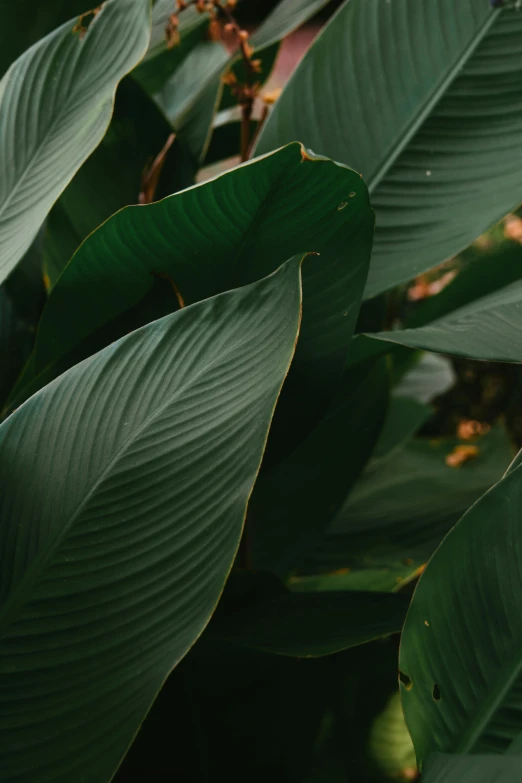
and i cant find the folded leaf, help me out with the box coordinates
[27,144,373,409]
[0,260,302,783]
[400,460,522,763]
[257,0,522,298]
[0,0,151,284]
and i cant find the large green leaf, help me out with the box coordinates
[302,426,513,576]
[208,590,409,658]
[422,753,522,783]
[257,0,522,298]
[400,460,522,764]
[369,281,522,363]
[250,358,389,573]
[21,144,372,409]
[0,260,302,783]
[0,0,151,284]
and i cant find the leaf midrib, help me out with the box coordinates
[367,7,500,194]
[0,325,254,636]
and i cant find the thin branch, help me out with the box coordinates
[139,133,176,205]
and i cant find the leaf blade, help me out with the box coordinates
[257,0,522,298]
[0,260,302,783]
[0,0,151,283]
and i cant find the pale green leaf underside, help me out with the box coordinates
[0,261,302,783]
[369,281,522,363]
[257,0,522,298]
[400,462,522,763]
[0,0,151,284]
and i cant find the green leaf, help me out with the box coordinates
[250,358,389,573]
[400,460,522,763]
[42,78,185,289]
[422,753,522,783]
[208,590,409,658]
[257,0,522,298]
[0,260,302,783]
[302,426,513,577]
[0,0,151,284]
[157,40,228,163]
[25,144,373,409]
[369,281,522,363]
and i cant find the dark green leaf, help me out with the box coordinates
[373,395,432,463]
[303,426,513,576]
[250,358,389,573]
[400,461,522,762]
[208,590,409,657]
[43,78,186,289]
[0,260,302,783]
[24,144,373,412]
[257,0,522,298]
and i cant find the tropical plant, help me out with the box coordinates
[2,0,522,780]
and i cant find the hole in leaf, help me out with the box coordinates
[399,670,413,690]
[433,683,441,701]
